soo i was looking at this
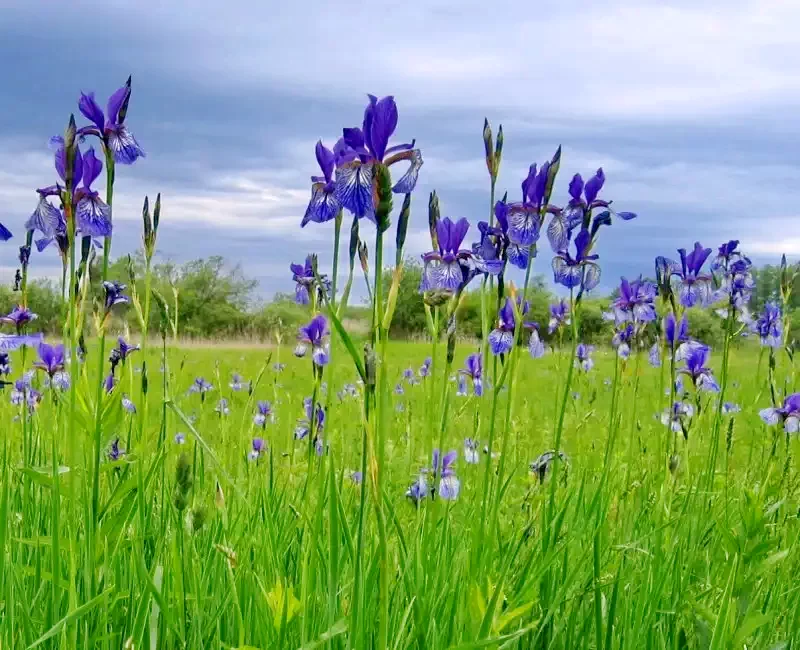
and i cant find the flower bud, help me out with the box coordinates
[428,191,440,251]
[373,163,393,234]
[395,193,412,267]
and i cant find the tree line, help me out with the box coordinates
[1,255,797,344]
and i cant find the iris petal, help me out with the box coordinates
[26,196,62,237]
[301,183,341,226]
[107,124,145,165]
[76,196,112,237]
[335,161,375,221]
[507,206,540,246]
[392,149,423,194]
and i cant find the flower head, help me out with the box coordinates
[419,217,472,292]
[663,313,689,348]
[754,302,783,348]
[678,341,719,392]
[230,373,248,392]
[612,276,656,323]
[506,152,560,247]
[760,393,800,434]
[459,353,483,396]
[575,343,594,372]
[661,401,694,435]
[107,438,126,462]
[295,397,325,440]
[334,95,422,222]
[301,141,342,226]
[673,242,713,307]
[0,352,9,376]
[552,228,601,291]
[249,437,267,461]
[0,306,37,332]
[122,394,137,413]
[419,357,432,378]
[405,475,428,505]
[189,377,213,395]
[214,398,230,416]
[290,256,316,305]
[548,299,570,335]
[103,281,129,312]
[33,342,65,377]
[78,79,145,164]
[297,314,330,366]
[254,400,273,427]
[489,297,533,356]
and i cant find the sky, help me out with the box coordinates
[1,0,799,304]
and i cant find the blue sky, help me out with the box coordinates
[1,0,799,303]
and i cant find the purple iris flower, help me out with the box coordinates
[78,79,145,164]
[712,241,754,309]
[672,242,713,307]
[104,373,116,393]
[663,313,689,348]
[402,368,418,385]
[34,342,65,377]
[107,438,126,462]
[0,352,9,376]
[189,377,213,398]
[295,397,325,440]
[548,168,636,254]
[419,357,432,378]
[552,228,601,291]
[612,323,635,360]
[174,432,186,445]
[529,327,546,359]
[760,393,800,434]
[103,281,130,312]
[334,95,422,222]
[297,314,330,366]
[254,400,273,427]
[470,220,508,276]
[420,217,472,292]
[429,449,460,501]
[612,276,657,323]
[394,382,405,396]
[575,343,594,372]
[506,156,558,247]
[405,475,429,505]
[214,398,230,416]
[229,373,249,392]
[678,341,719,392]
[459,353,483,396]
[548,300,570,334]
[122,394,137,413]
[349,470,363,484]
[302,141,342,226]
[456,374,468,397]
[0,222,11,241]
[492,201,533,270]
[1,306,38,332]
[722,402,741,415]
[249,437,267,461]
[464,438,480,464]
[290,256,316,305]
[273,362,286,373]
[116,337,139,361]
[754,302,783,348]
[661,401,693,434]
[489,297,533,356]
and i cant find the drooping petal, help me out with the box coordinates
[438,475,460,500]
[106,124,145,164]
[507,243,530,270]
[391,149,423,194]
[582,262,601,291]
[759,407,781,426]
[335,161,375,221]
[488,328,513,355]
[529,331,545,359]
[25,196,61,237]
[301,183,341,226]
[0,223,11,241]
[313,343,330,366]
[568,174,584,201]
[507,206,540,246]
[79,91,105,132]
[438,261,463,291]
[552,256,582,289]
[76,195,113,237]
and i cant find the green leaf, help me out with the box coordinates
[27,588,113,649]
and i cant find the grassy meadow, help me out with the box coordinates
[1,337,799,649]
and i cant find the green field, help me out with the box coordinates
[2,337,799,649]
